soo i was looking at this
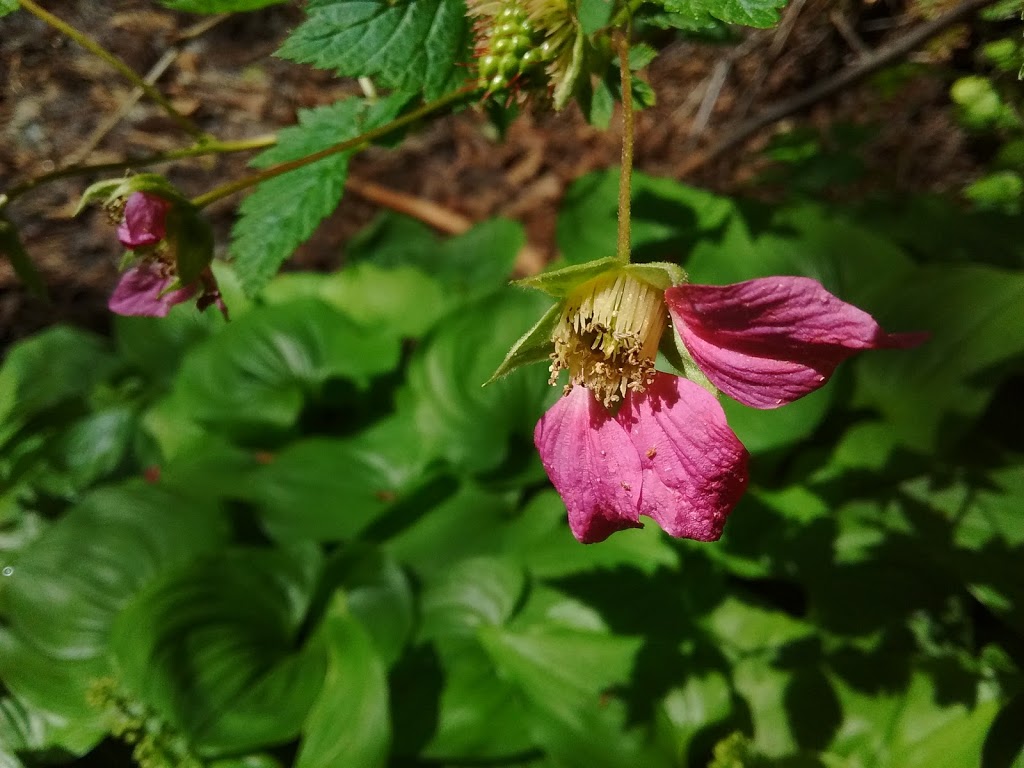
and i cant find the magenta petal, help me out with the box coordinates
[108,265,195,317]
[618,373,748,542]
[534,385,643,543]
[117,192,171,248]
[666,277,926,409]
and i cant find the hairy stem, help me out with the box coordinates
[191,85,478,209]
[0,136,277,211]
[615,27,635,263]
[18,0,206,139]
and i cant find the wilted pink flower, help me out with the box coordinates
[108,263,195,318]
[117,192,171,248]
[535,372,748,543]
[665,277,928,409]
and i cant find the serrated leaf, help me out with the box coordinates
[161,0,286,11]
[661,0,789,28]
[230,94,408,295]
[277,0,471,99]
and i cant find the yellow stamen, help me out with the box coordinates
[549,271,666,408]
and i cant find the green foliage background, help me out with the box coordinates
[2,172,1023,767]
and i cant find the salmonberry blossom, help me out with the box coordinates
[496,261,923,544]
[107,191,225,319]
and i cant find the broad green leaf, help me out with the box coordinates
[114,303,221,384]
[400,289,555,473]
[0,216,45,298]
[500,490,680,577]
[419,556,526,640]
[336,550,414,667]
[656,672,734,763]
[557,170,734,266]
[54,407,136,490]
[0,695,47,753]
[0,0,18,18]
[231,94,408,295]
[264,263,448,339]
[111,548,325,755]
[721,380,835,455]
[161,0,287,11]
[172,299,400,432]
[659,0,788,28]
[0,327,116,436]
[245,438,396,542]
[855,265,1024,450]
[295,599,391,768]
[348,214,525,297]
[277,0,471,99]
[421,640,535,760]
[0,484,226,750]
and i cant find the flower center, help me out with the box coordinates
[550,271,667,408]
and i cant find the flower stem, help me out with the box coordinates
[18,0,206,140]
[190,85,478,209]
[0,135,277,211]
[615,27,635,264]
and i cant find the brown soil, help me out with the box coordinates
[0,0,984,348]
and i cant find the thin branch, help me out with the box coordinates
[679,0,999,176]
[17,0,206,139]
[345,176,472,234]
[615,27,635,263]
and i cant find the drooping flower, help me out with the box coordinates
[664,277,928,409]
[494,259,923,545]
[104,191,226,320]
[117,192,171,249]
[108,261,196,318]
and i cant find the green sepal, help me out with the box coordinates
[659,323,717,397]
[515,256,620,297]
[168,204,215,285]
[486,299,561,385]
[553,26,586,110]
[622,261,686,290]
[0,215,47,299]
[75,174,187,215]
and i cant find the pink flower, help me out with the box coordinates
[665,277,928,409]
[526,268,923,544]
[108,263,196,318]
[535,372,749,543]
[117,192,171,248]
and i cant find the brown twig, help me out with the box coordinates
[344,176,472,234]
[679,0,999,177]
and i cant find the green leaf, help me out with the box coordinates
[115,304,221,384]
[660,0,789,28]
[400,289,555,473]
[579,0,613,34]
[419,556,526,640]
[348,215,525,298]
[172,298,400,433]
[161,0,287,11]
[0,0,18,18]
[0,327,116,438]
[855,265,1024,450]
[168,204,215,285]
[230,94,408,295]
[335,550,414,667]
[721,380,835,455]
[295,599,391,768]
[0,216,46,298]
[55,407,136,489]
[245,438,396,542]
[111,548,325,755]
[0,484,227,747]
[277,0,471,99]
[264,263,449,339]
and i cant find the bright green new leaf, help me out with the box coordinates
[0,0,18,18]
[276,0,471,99]
[230,94,408,295]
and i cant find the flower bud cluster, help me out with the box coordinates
[472,1,550,92]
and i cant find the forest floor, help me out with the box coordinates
[0,0,990,347]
